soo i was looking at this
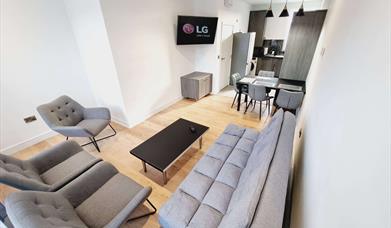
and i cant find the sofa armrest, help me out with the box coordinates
[52,126,93,137]
[105,187,152,228]
[57,162,118,208]
[28,141,83,174]
[83,107,111,120]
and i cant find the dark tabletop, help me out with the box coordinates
[129,118,209,172]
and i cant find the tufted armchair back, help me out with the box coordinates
[0,154,48,191]
[37,95,85,128]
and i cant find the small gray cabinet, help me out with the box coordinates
[181,72,212,100]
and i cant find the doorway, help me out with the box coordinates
[219,23,234,91]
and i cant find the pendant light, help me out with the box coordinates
[279,0,289,17]
[296,0,305,16]
[266,0,274,17]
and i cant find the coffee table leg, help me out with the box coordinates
[199,136,203,149]
[142,161,147,172]
[163,171,167,185]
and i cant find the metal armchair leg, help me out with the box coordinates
[127,199,157,222]
[65,123,117,152]
[89,137,100,152]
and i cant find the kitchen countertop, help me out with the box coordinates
[261,54,284,59]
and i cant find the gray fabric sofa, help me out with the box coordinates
[37,95,116,152]
[4,161,155,228]
[0,141,101,191]
[159,109,296,228]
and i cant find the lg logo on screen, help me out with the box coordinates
[183,24,208,34]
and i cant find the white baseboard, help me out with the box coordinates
[111,116,130,128]
[0,131,58,155]
[127,96,183,128]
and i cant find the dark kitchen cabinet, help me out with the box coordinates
[248,10,266,47]
[280,10,327,81]
[257,57,283,77]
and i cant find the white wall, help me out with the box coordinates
[64,0,129,126]
[0,0,96,154]
[99,0,250,127]
[291,0,391,227]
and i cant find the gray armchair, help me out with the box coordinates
[4,162,156,228]
[275,89,304,114]
[37,95,116,152]
[0,141,101,191]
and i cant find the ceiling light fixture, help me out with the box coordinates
[266,0,274,17]
[279,0,289,17]
[296,0,305,16]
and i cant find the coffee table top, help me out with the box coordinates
[129,118,209,172]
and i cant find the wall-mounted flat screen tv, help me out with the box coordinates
[177,16,218,45]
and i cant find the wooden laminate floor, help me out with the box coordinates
[0,94,273,227]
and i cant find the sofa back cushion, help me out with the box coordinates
[218,110,284,228]
[250,111,296,228]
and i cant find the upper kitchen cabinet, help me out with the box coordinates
[280,10,327,81]
[248,10,266,47]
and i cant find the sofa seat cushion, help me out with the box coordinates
[206,144,233,161]
[40,151,100,186]
[179,171,214,201]
[4,191,87,228]
[202,181,235,214]
[159,190,200,228]
[194,155,224,179]
[75,173,142,227]
[187,204,223,228]
[76,119,109,136]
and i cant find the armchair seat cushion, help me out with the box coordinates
[4,191,87,228]
[40,151,101,186]
[77,119,110,137]
[75,173,144,227]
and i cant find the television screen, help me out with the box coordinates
[177,16,218,45]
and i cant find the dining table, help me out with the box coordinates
[235,75,306,111]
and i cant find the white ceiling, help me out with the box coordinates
[241,0,322,5]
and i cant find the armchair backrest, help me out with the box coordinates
[0,154,49,191]
[276,89,304,110]
[37,95,85,128]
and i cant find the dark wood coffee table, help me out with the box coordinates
[129,118,209,184]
